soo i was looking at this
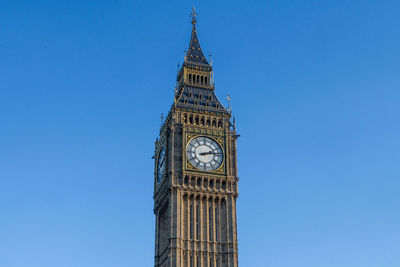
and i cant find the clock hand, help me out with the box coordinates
[199,151,222,155]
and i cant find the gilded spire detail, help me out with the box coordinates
[191,6,197,27]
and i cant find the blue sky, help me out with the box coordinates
[1,0,399,266]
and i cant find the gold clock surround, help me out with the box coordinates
[185,134,225,174]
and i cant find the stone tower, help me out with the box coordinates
[153,10,239,267]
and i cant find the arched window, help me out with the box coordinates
[212,119,217,127]
[184,176,189,185]
[189,115,193,124]
[215,206,219,242]
[200,117,205,125]
[195,116,199,125]
[209,205,213,242]
[222,181,226,190]
[206,118,211,126]
[197,75,200,83]
[190,204,193,239]
[218,119,222,128]
[189,74,192,82]
[196,204,200,239]
[201,76,204,84]
[205,76,208,84]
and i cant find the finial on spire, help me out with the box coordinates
[191,6,197,26]
[227,94,231,113]
[174,83,178,103]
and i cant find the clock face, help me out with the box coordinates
[156,146,166,183]
[186,136,223,171]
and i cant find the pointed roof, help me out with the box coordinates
[175,85,230,115]
[174,9,229,115]
[185,9,209,65]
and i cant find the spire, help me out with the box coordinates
[186,7,209,65]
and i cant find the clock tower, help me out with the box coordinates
[153,10,239,267]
